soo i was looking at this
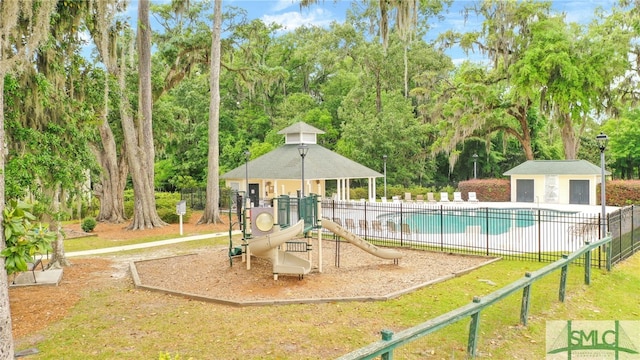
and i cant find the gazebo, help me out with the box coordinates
[221,122,383,206]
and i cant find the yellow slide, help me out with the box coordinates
[320,218,403,260]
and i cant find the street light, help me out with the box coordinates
[383,155,387,199]
[298,144,309,197]
[472,153,478,179]
[596,132,609,239]
[244,150,250,198]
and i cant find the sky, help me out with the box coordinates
[222,0,616,64]
[122,0,617,64]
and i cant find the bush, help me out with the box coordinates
[2,200,55,275]
[457,179,511,202]
[81,217,97,232]
[157,207,191,224]
[600,180,640,206]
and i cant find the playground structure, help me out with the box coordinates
[228,192,403,280]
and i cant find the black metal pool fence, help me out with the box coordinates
[320,200,640,268]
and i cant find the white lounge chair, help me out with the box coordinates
[427,192,437,203]
[468,192,479,202]
[453,192,464,202]
[440,192,450,202]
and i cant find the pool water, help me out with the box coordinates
[404,208,567,235]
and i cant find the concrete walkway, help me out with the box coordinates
[66,230,242,257]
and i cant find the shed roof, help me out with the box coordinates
[221,144,383,180]
[503,160,610,176]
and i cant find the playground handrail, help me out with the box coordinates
[336,234,612,360]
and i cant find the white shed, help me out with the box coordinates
[503,160,609,205]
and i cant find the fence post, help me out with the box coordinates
[632,206,636,255]
[584,241,591,285]
[537,209,542,262]
[400,202,404,247]
[467,297,482,359]
[485,207,490,256]
[520,273,532,325]
[440,204,444,251]
[559,255,568,302]
[606,233,612,271]
[380,329,394,360]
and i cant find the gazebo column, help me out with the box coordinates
[346,179,351,201]
[368,177,376,202]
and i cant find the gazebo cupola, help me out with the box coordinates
[278,121,325,145]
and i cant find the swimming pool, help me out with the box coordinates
[401,208,578,235]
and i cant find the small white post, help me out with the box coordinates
[176,201,187,236]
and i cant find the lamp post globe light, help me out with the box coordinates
[383,155,387,199]
[298,144,309,197]
[472,153,478,179]
[596,132,608,239]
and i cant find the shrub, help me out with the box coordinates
[600,180,640,206]
[157,207,191,224]
[81,217,97,232]
[1,200,55,275]
[350,187,369,200]
[457,179,510,202]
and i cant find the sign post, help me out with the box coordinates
[176,200,187,235]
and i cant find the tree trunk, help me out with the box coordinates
[138,0,155,188]
[507,103,535,160]
[48,183,70,268]
[93,68,127,223]
[124,0,166,230]
[0,70,15,360]
[404,46,408,98]
[199,0,224,224]
[561,113,578,159]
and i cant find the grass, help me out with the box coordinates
[18,233,640,359]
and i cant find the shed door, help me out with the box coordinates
[516,179,534,202]
[569,180,590,205]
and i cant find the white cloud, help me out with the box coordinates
[261,8,333,31]
[272,0,298,12]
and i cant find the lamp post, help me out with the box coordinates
[244,150,250,195]
[298,144,309,197]
[596,132,609,238]
[472,153,478,179]
[383,155,387,199]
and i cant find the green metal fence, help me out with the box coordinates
[336,235,613,360]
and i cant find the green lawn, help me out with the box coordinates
[18,234,640,359]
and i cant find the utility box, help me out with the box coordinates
[176,200,187,215]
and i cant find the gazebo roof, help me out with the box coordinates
[504,160,610,176]
[277,122,325,136]
[221,144,383,180]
